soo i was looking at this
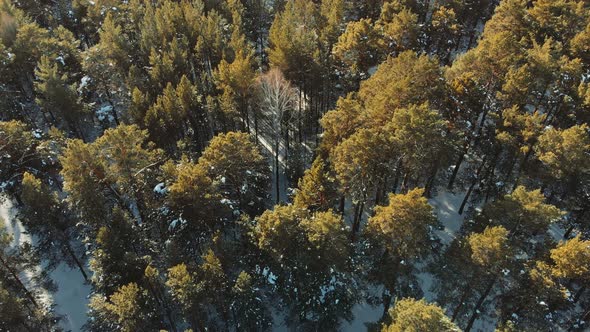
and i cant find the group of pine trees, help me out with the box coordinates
[0,0,590,331]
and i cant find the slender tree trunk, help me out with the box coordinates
[424,164,439,198]
[465,276,496,332]
[452,273,475,322]
[400,172,410,193]
[275,139,280,204]
[458,181,476,215]
[254,110,259,141]
[380,256,400,320]
[355,200,365,234]
[339,196,345,215]
[0,254,38,308]
[512,147,534,191]
[459,157,487,215]
[574,286,586,303]
[484,165,496,203]
[392,161,402,193]
[64,241,89,282]
[350,201,361,241]
[375,186,382,206]
[298,86,303,144]
[448,151,465,190]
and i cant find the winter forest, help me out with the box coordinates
[1,0,590,331]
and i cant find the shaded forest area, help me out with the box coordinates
[1,0,590,331]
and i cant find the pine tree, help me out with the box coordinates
[197,249,229,324]
[382,298,460,332]
[495,106,546,186]
[166,250,229,329]
[10,20,80,95]
[534,124,590,236]
[535,124,590,180]
[144,82,189,149]
[571,22,590,66]
[198,131,269,216]
[468,226,511,271]
[89,208,145,295]
[253,205,354,327]
[527,0,587,45]
[20,172,89,281]
[383,103,454,193]
[319,0,346,54]
[230,271,271,330]
[504,235,590,330]
[34,56,87,138]
[462,226,512,331]
[550,235,590,282]
[164,157,223,242]
[365,188,438,315]
[0,121,37,186]
[0,219,57,331]
[377,4,419,56]
[319,92,362,154]
[332,127,391,227]
[428,6,461,62]
[332,18,384,86]
[166,263,201,327]
[92,11,131,75]
[214,30,256,130]
[293,157,338,211]
[60,138,109,228]
[477,186,562,244]
[267,0,319,86]
[88,282,160,332]
[360,51,444,126]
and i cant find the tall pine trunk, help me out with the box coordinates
[451,273,475,322]
[465,276,496,332]
[459,156,487,215]
[448,149,466,190]
[275,138,280,204]
[64,240,89,282]
[0,254,38,308]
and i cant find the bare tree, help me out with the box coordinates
[256,68,297,204]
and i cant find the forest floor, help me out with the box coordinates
[340,189,473,331]
[1,122,550,332]
[0,185,504,331]
[1,196,91,332]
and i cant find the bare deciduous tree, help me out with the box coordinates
[257,68,297,203]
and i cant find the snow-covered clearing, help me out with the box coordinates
[1,196,91,332]
[341,286,384,332]
[429,190,467,246]
[50,263,92,332]
[340,188,471,331]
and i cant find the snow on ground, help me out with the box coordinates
[0,197,52,303]
[416,269,436,302]
[49,263,91,332]
[341,285,384,332]
[342,301,383,332]
[548,222,566,242]
[429,190,467,245]
[340,188,472,331]
[2,183,493,332]
[1,196,91,332]
[271,308,291,332]
[250,124,290,204]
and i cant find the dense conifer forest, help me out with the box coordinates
[1,0,590,331]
